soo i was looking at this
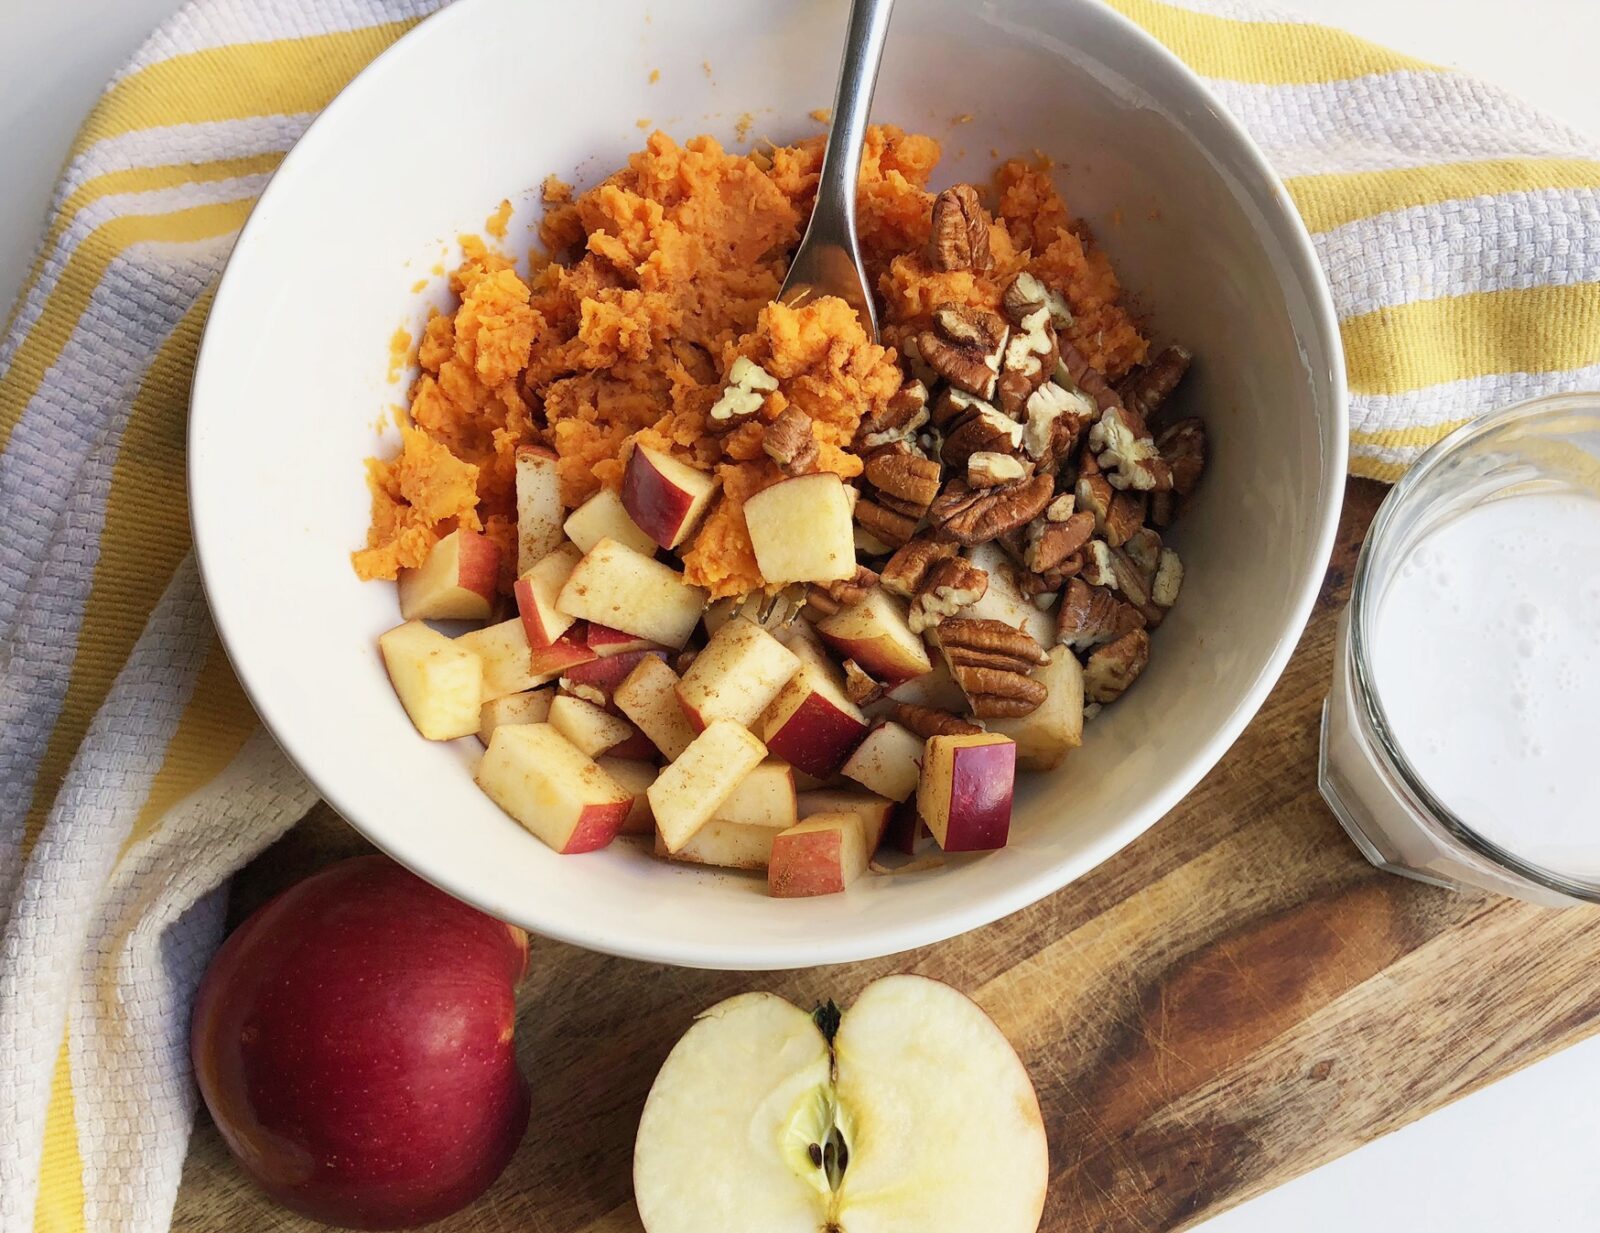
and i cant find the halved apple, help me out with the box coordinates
[647,720,768,852]
[378,620,483,741]
[475,723,632,853]
[677,617,801,730]
[548,694,638,759]
[634,977,1047,1233]
[586,623,665,658]
[596,756,657,836]
[817,588,932,685]
[513,542,583,648]
[742,473,857,584]
[514,445,564,573]
[477,688,553,745]
[839,721,924,802]
[959,542,1054,647]
[917,732,1017,852]
[614,656,697,760]
[556,537,708,649]
[563,486,657,556]
[767,812,873,897]
[758,644,869,781]
[397,529,501,621]
[988,646,1085,771]
[622,443,719,549]
[795,788,894,851]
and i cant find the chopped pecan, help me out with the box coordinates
[1001,271,1073,329]
[1123,527,1162,578]
[1021,381,1094,464]
[865,449,942,519]
[968,451,1029,488]
[995,307,1058,417]
[917,305,1008,399]
[809,564,878,613]
[893,702,983,738]
[1055,578,1123,651]
[936,618,1050,671]
[1158,417,1207,497]
[1152,548,1183,608]
[929,185,993,273]
[1084,629,1150,703]
[1018,552,1082,600]
[1082,539,1117,588]
[879,536,959,598]
[1075,473,1114,534]
[856,380,930,450]
[1110,546,1163,627]
[939,396,1024,468]
[1116,344,1192,425]
[763,405,818,475]
[842,658,885,706]
[709,356,779,422]
[929,473,1054,546]
[1053,338,1123,416]
[908,556,988,634]
[1089,405,1172,492]
[854,498,919,549]
[673,647,699,675]
[1024,510,1095,574]
[1103,489,1147,548]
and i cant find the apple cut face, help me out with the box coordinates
[633,977,1048,1233]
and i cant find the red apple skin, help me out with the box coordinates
[528,629,597,676]
[586,623,663,657]
[560,799,634,853]
[191,857,530,1230]
[603,726,661,761]
[943,742,1016,852]
[884,798,932,856]
[764,694,868,780]
[563,648,668,709]
[621,445,694,548]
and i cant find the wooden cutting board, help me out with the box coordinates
[172,477,1600,1233]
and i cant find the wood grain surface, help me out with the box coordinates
[171,478,1600,1233]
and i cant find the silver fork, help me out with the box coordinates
[777,0,897,342]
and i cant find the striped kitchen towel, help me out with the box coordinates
[2,1,1597,1230]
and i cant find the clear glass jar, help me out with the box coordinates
[1320,393,1600,907]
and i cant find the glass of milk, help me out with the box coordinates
[1321,393,1600,906]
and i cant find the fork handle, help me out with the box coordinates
[813,0,897,242]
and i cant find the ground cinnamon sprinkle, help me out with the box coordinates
[354,125,1147,599]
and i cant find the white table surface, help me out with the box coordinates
[5,1,1599,1230]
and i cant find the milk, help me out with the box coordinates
[1369,491,1600,875]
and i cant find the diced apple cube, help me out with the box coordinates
[716,760,798,829]
[742,473,857,584]
[379,620,483,741]
[397,529,501,621]
[767,813,872,897]
[988,646,1085,770]
[513,543,583,647]
[817,588,932,685]
[758,653,869,780]
[596,756,657,835]
[960,542,1054,647]
[562,647,667,710]
[455,618,555,701]
[886,658,968,711]
[586,623,665,657]
[677,617,801,730]
[657,820,780,870]
[475,724,632,853]
[614,656,697,760]
[563,487,657,556]
[840,721,924,802]
[477,688,553,744]
[647,720,767,852]
[795,788,895,851]
[515,445,564,574]
[556,538,708,649]
[622,443,719,549]
[917,733,1016,852]
[548,694,638,758]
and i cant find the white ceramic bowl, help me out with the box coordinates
[191,0,1346,969]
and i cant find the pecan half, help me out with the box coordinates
[1088,405,1173,492]
[1116,344,1192,425]
[996,307,1058,417]
[1102,489,1147,548]
[842,658,885,706]
[968,451,1029,488]
[880,536,958,598]
[909,556,988,634]
[854,498,919,549]
[763,405,818,475]
[929,473,1054,545]
[865,448,942,519]
[940,398,1024,470]
[1110,546,1164,627]
[1001,271,1073,329]
[856,379,930,450]
[917,305,1008,399]
[1021,381,1094,464]
[1123,527,1162,578]
[928,185,992,273]
[1024,509,1095,574]
[1056,578,1123,651]
[936,618,1050,671]
[1084,628,1150,703]
[893,702,983,738]
[1158,417,1207,497]
[1053,338,1122,416]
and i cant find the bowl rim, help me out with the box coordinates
[189,0,1349,968]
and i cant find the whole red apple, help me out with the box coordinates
[191,856,530,1230]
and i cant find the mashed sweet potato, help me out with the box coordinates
[355,125,1147,598]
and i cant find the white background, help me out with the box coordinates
[3,0,1599,1229]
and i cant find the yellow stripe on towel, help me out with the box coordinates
[33,1030,86,1233]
